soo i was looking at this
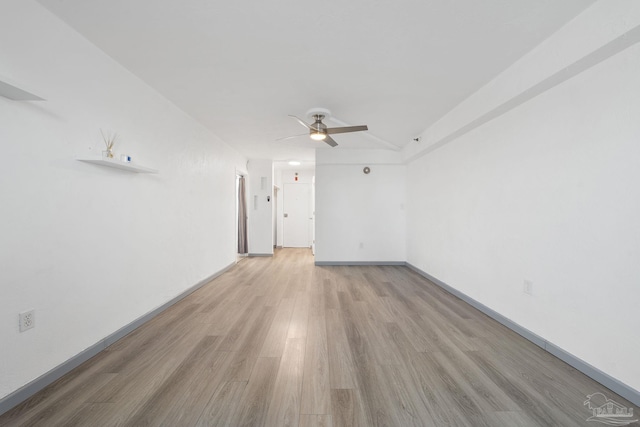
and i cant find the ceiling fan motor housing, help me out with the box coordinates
[311,115,327,132]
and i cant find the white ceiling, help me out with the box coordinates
[37,0,594,163]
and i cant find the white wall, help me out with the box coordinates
[406,1,640,392]
[0,0,246,400]
[315,150,406,263]
[247,159,274,255]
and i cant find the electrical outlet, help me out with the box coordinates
[19,310,35,332]
[523,280,533,295]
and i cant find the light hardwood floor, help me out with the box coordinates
[1,248,637,426]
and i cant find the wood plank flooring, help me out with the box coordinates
[1,248,637,426]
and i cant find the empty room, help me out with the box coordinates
[1,0,639,426]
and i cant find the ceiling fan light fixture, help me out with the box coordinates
[310,131,326,141]
[286,110,367,147]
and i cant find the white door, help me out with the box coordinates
[283,183,311,247]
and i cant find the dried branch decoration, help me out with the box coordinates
[100,129,117,158]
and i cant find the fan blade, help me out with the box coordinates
[288,115,312,129]
[325,125,368,135]
[324,135,338,147]
[275,133,308,142]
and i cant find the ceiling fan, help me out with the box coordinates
[283,108,368,147]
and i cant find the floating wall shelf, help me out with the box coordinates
[77,157,158,174]
[0,80,44,101]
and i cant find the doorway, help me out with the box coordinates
[273,186,278,249]
[283,183,312,248]
[236,174,248,256]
